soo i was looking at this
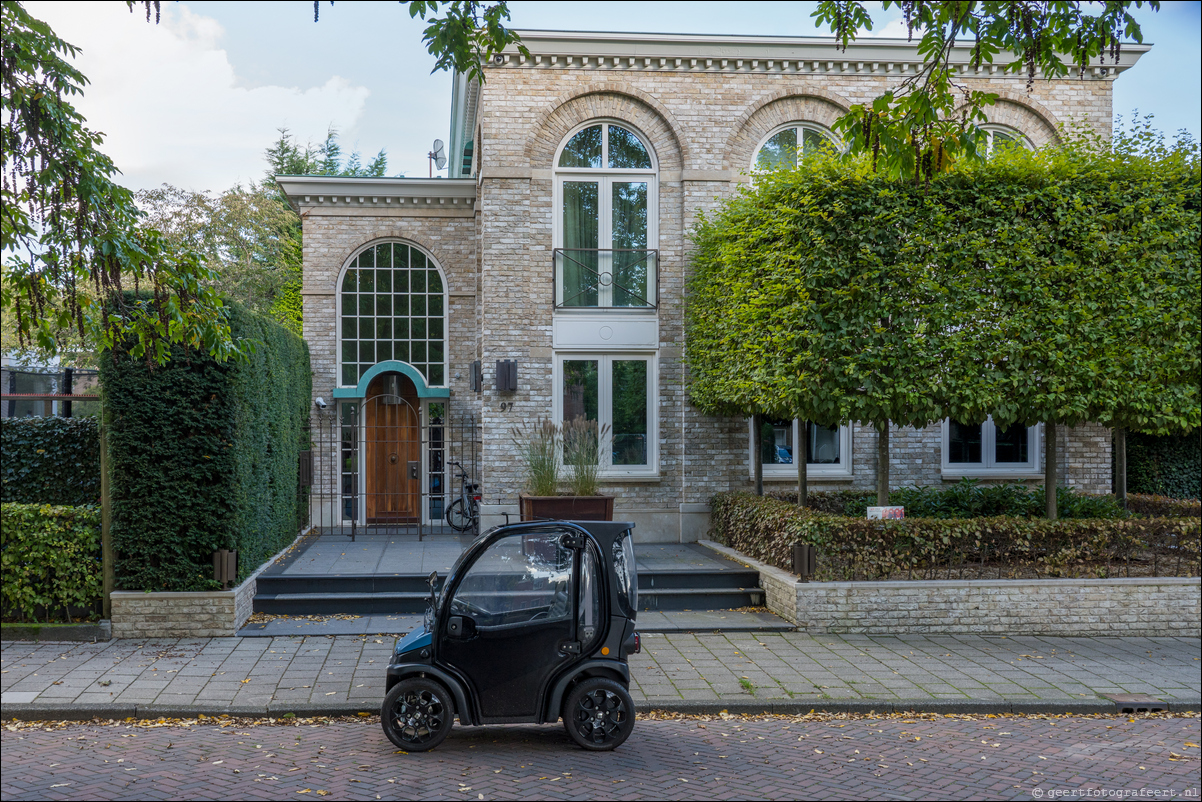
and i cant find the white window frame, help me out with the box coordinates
[746,419,853,480]
[941,417,1043,478]
[981,124,1033,155]
[750,122,838,170]
[552,120,658,309]
[553,352,658,479]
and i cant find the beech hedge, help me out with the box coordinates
[0,416,100,505]
[1127,494,1202,519]
[1,503,102,622]
[711,492,1200,582]
[100,301,310,592]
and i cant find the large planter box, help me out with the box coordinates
[520,495,614,521]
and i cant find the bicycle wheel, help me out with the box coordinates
[446,498,472,532]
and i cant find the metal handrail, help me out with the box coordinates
[552,248,658,310]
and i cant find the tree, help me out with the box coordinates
[813,1,1157,184]
[686,128,1200,518]
[2,1,240,366]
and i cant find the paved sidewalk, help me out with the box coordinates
[3,633,1198,720]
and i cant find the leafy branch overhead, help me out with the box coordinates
[813,1,1158,183]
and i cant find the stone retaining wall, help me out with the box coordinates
[701,541,1201,637]
[110,530,306,639]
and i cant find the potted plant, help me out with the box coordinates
[514,417,614,521]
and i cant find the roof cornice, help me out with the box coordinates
[274,176,476,210]
[495,29,1150,80]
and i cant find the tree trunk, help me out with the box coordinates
[1045,420,1058,521]
[753,414,764,496]
[876,421,889,506]
[1115,426,1127,511]
[797,420,808,509]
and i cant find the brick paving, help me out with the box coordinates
[3,634,1199,719]
[1,713,1197,800]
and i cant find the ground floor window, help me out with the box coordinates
[554,353,656,476]
[941,418,1041,476]
[748,419,853,479]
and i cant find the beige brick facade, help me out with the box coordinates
[281,32,1142,542]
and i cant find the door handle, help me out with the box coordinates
[408,460,419,480]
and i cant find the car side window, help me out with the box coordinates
[578,544,602,649]
[450,532,573,627]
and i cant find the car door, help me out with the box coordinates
[439,529,579,721]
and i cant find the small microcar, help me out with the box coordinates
[381,520,641,752]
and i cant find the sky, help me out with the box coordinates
[23,0,1202,194]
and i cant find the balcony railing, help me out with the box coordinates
[553,248,658,310]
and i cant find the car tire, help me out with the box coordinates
[381,677,454,752]
[445,499,472,532]
[562,677,635,751]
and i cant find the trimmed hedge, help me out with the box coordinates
[1127,430,1201,501]
[1,417,100,505]
[1127,494,1202,519]
[100,302,310,592]
[712,492,1200,582]
[768,479,1124,520]
[1,503,102,622]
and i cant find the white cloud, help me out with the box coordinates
[861,16,912,38]
[25,2,370,192]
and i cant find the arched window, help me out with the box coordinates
[981,124,1032,155]
[753,123,836,170]
[553,121,657,309]
[338,241,447,388]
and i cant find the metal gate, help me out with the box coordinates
[301,380,480,541]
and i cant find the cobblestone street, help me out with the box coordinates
[2,713,1198,800]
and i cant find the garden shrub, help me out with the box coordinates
[100,301,310,592]
[712,492,1200,582]
[1127,494,1202,519]
[0,416,100,505]
[767,479,1124,520]
[1,503,102,621]
[1126,431,1201,500]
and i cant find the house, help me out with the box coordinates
[276,30,1149,542]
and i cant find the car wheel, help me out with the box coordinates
[381,677,454,752]
[562,677,635,751]
[445,499,471,532]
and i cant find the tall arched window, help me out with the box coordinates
[981,124,1032,155]
[338,241,447,387]
[752,122,836,170]
[553,121,657,309]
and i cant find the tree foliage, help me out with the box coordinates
[813,1,1157,183]
[686,124,1200,460]
[2,1,242,366]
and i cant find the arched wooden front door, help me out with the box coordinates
[363,372,421,524]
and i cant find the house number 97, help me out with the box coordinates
[499,402,514,412]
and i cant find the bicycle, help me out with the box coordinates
[445,461,480,532]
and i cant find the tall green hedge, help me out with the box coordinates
[1,503,102,621]
[0,417,100,505]
[1126,431,1201,500]
[100,302,310,591]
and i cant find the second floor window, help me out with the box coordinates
[554,121,657,309]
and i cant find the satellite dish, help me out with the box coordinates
[428,139,447,176]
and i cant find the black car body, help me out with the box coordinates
[381,520,640,751]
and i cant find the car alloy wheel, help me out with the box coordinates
[563,677,634,751]
[381,677,453,752]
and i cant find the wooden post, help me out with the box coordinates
[1115,426,1127,511]
[100,404,114,620]
[1045,420,1058,521]
[753,414,764,497]
[876,420,889,506]
[797,420,808,509]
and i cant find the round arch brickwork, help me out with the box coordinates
[723,90,852,171]
[977,94,1062,147]
[524,84,686,171]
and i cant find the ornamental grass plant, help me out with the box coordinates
[511,418,560,497]
[561,416,610,497]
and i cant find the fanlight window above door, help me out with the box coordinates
[339,241,447,387]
